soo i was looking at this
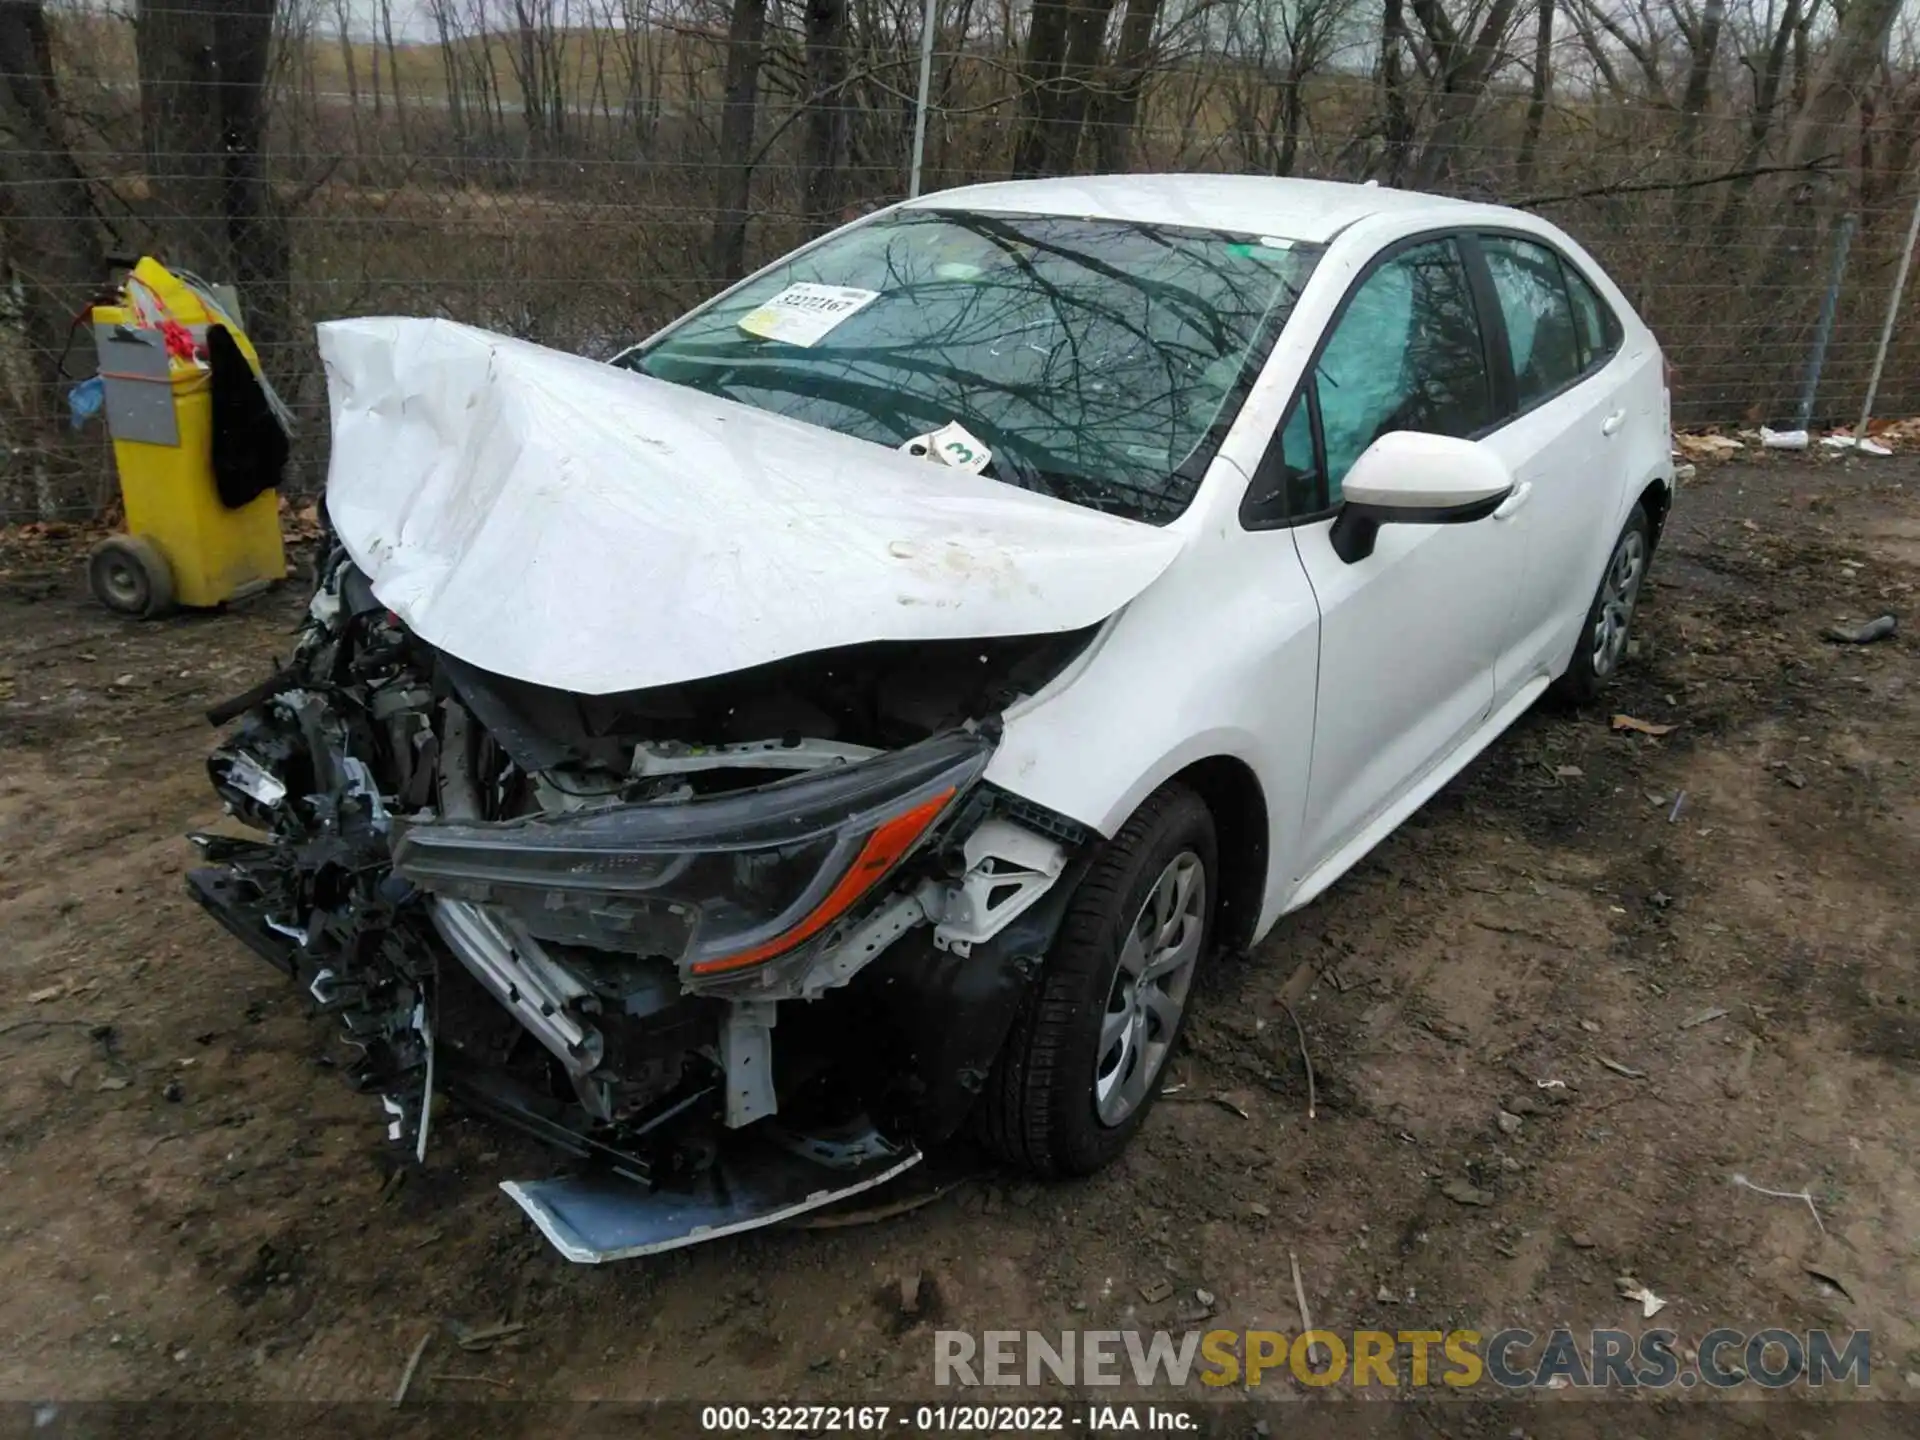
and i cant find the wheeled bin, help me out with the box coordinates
[87,258,288,617]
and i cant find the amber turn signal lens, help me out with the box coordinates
[687,788,955,975]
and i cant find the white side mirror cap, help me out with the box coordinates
[1341,431,1514,512]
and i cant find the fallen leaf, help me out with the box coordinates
[1612,714,1676,737]
[451,1320,528,1353]
[28,984,66,1004]
[1675,433,1744,458]
[1598,1057,1648,1079]
[1802,1263,1855,1302]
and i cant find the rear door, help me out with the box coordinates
[1470,233,1635,696]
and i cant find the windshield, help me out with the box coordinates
[622,210,1319,524]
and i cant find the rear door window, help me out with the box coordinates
[1482,236,1585,409]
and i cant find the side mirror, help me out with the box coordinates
[1331,432,1515,564]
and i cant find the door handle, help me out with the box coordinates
[1601,409,1627,437]
[1493,481,1532,521]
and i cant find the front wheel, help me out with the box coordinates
[1555,505,1651,703]
[978,783,1216,1177]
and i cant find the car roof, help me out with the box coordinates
[898,174,1493,245]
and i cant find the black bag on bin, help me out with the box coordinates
[207,322,290,510]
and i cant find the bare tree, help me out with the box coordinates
[464,0,511,151]
[1674,0,1729,156]
[135,0,290,348]
[1703,0,1806,239]
[1379,0,1417,181]
[380,0,407,141]
[1409,0,1524,188]
[804,0,851,226]
[712,0,770,279]
[0,0,107,516]
[504,0,573,151]
[1222,0,1351,177]
[1777,0,1903,182]
[1515,0,1554,187]
[426,0,469,145]
[136,0,230,271]
[331,0,362,151]
[1012,0,1121,176]
[1739,0,1906,413]
[1086,0,1164,173]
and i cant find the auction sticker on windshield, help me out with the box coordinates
[738,284,880,347]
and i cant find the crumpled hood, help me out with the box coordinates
[318,318,1186,695]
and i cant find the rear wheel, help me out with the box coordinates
[1554,505,1650,703]
[979,783,1216,1177]
[88,535,175,618]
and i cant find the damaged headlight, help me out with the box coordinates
[391,730,991,985]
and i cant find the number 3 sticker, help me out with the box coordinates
[929,421,991,474]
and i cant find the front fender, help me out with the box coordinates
[981,528,1321,937]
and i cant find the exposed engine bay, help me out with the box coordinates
[188,545,1096,1260]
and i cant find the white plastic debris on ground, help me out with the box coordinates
[1616,1276,1670,1319]
[1821,433,1894,456]
[1760,426,1811,451]
[317,318,1185,695]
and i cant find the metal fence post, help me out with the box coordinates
[1795,211,1856,432]
[1854,186,1920,444]
[907,0,938,198]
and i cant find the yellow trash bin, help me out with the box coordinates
[87,258,288,617]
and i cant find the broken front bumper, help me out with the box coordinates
[187,650,1078,1260]
[186,837,936,1259]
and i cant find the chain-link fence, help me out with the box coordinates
[6,0,1920,520]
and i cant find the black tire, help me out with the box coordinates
[1554,504,1651,704]
[978,782,1217,1177]
[88,534,175,618]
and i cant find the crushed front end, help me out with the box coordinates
[189,547,1092,1260]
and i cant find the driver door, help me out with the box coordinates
[1284,236,1529,885]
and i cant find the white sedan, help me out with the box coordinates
[199,174,1672,1259]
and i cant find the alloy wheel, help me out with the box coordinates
[1591,528,1647,677]
[1094,850,1205,1127]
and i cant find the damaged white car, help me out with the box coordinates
[190,175,1672,1261]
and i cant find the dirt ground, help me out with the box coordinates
[1,451,1915,1428]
